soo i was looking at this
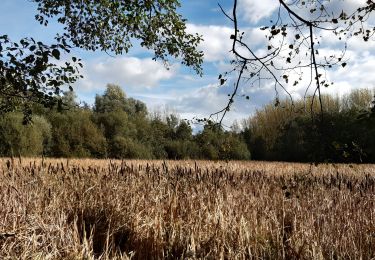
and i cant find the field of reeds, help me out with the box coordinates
[0,158,375,259]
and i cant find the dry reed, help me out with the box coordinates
[0,158,374,259]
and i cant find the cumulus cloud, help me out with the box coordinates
[187,23,267,62]
[132,83,257,127]
[251,47,375,103]
[167,84,257,127]
[325,55,375,96]
[73,0,375,126]
[187,24,233,62]
[75,57,178,93]
[238,0,279,24]
[171,84,228,112]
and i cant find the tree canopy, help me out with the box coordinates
[0,83,252,160]
[0,0,203,121]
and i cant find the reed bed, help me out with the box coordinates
[0,158,374,259]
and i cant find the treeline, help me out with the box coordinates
[1,84,374,162]
[242,88,375,163]
[0,84,250,160]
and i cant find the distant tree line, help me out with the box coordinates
[0,84,250,160]
[241,89,375,163]
[0,84,373,163]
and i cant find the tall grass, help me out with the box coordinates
[0,158,374,259]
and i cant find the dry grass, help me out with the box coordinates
[0,158,374,259]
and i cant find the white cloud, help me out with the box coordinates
[327,55,375,94]
[132,83,256,128]
[238,0,279,24]
[73,0,375,126]
[167,84,256,127]
[187,24,233,62]
[187,23,267,62]
[75,57,178,93]
[318,0,368,18]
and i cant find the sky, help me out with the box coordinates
[1,0,375,129]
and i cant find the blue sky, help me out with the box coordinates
[1,0,374,127]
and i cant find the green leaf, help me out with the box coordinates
[52,49,60,60]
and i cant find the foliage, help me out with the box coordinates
[110,136,152,159]
[33,0,203,74]
[195,123,251,160]
[94,84,147,116]
[243,89,375,163]
[0,82,373,162]
[48,110,107,158]
[0,35,81,122]
[1,0,203,119]
[0,113,51,156]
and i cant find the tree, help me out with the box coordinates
[164,117,198,159]
[0,36,81,122]
[148,118,170,158]
[94,85,144,140]
[61,90,79,109]
[214,0,375,123]
[0,113,52,156]
[94,84,148,116]
[175,120,193,141]
[110,136,152,159]
[195,122,250,160]
[1,0,203,120]
[242,88,375,162]
[219,133,251,160]
[94,84,128,114]
[48,110,107,158]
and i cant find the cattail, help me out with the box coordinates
[6,160,10,170]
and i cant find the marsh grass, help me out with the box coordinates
[0,158,374,259]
